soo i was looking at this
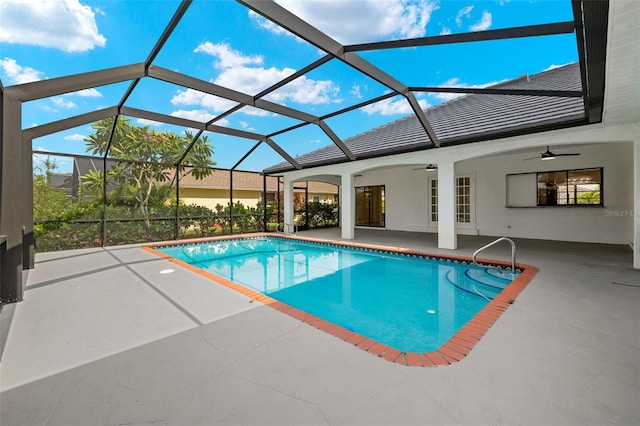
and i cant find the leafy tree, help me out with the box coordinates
[255,200,277,231]
[84,117,216,238]
[33,157,72,225]
[577,191,600,204]
[307,201,339,228]
[33,157,102,249]
[213,201,260,233]
[80,169,109,202]
[177,203,217,237]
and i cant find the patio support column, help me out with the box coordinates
[262,174,267,232]
[634,136,640,269]
[0,89,24,303]
[283,176,294,229]
[437,160,457,250]
[22,136,34,270]
[340,172,354,239]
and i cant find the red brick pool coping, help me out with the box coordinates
[144,233,539,367]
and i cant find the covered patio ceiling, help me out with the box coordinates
[2,0,610,175]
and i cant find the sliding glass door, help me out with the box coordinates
[355,185,385,227]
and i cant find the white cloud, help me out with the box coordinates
[171,88,237,112]
[266,74,340,105]
[440,26,452,36]
[136,118,163,127]
[455,6,473,27]
[239,121,256,131]
[33,153,51,166]
[212,118,230,127]
[170,109,230,132]
[249,10,293,37]
[63,133,85,141]
[470,11,492,31]
[170,109,216,123]
[542,63,570,72]
[0,57,43,84]
[263,0,438,44]
[195,42,263,69]
[433,77,503,101]
[52,97,76,108]
[238,106,271,117]
[215,64,296,95]
[74,88,102,97]
[0,0,106,52]
[362,95,429,116]
[434,78,467,101]
[350,85,363,99]
[174,42,341,114]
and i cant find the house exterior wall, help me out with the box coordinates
[351,142,633,244]
[353,169,430,232]
[308,191,338,203]
[179,188,264,210]
[459,142,633,244]
[180,187,338,210]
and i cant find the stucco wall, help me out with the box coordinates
[179,188,338,210]
[462,142,633,244]
[353,169,431,232]
[353,142,634,244]
[179,188,261,209]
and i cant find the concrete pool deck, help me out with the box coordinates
[1,229,639,425]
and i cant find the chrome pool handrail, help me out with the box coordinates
[472,237,516,271]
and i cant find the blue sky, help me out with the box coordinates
[0,0,577,173]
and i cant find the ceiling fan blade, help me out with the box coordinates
[523,149,580,160]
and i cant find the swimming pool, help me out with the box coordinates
[147,235,538,366]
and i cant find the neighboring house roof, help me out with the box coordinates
[263,63,584,174]
[69,157,337,195]
[48,173,73,195]
[178,169,278,192]
[292,181,339,194]
[74,157,116,175]
[73,157,120,196]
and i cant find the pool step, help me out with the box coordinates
[446,267,517,300]
[466,268,514,287]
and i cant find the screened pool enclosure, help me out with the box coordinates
[1,0,611,302]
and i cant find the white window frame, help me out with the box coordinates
[428,174,476,229]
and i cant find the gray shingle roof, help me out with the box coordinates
[263,63,584,174]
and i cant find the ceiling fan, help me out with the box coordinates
[523,146,580,161]
[412,164,438,171]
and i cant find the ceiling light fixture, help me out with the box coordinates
[540,149,556,160]
[524,146,580,161]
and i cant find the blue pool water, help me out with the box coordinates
[157,237,518,352]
